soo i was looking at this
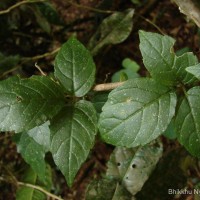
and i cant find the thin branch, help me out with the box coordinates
[22,47,60,62]
[17,181,64,200]
[93,82,124,91]
[0,48,60,78]
[67,0,114,14]
[35,63,47,76]
[0,176,64,200]
[136,14,165,35]
[0,0,46,15]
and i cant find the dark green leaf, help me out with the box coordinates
[175,86,200,157]
[55,37,96,97]
[139,30,198,85]
[91,92,108,115]
[174,52,198,84]
[0,76,65,133]
[16,167,39,200]
[176,47,190,56]
[32,5,51,34]
[107,141,163,195]
[99,78,177,147]
[50,100,97,186]
[16,132,46,180]
[88,9,134,56]
[0,53,20,73]
[36,2,63,25]
[139,30,176,85]
[162,119,177,139]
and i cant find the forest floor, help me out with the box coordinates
[0,0,200,199]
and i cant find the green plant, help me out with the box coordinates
[99,30,200,158]
[111,58,140,82]
[2,13,200,198]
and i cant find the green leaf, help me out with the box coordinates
[86,179,132,200]
[107,141,162,195]
[176,47,190,56]
[0,76,65,133]
[16,166,52,200]
[112,58,140,82]
[122,58,140,72]
[162,119,177,139]
[139,30,176,85]
[55,37,96,97]
[186,64,200,80]
[50,100,97,186]
[0,53,20,73]
[130,0,141,5]
[32,5,51,34]
[175,86,200,157]
[16,132,46,180]
[139,30,198,85]
[174,52,198,84]
[16,167,39,200]
[91,92,108,115]
[36,2,63,25]
[88,9,134,56]
[27,121,51,151]
[99,78,177,147]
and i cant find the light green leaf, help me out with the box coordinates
[122,58,140,72]
[175,86,200,157]
[50,100,97,186]
[107,141,163,195]
[88,9,134,56]
[27,121,51,151]
[55,37,96,97]
[112,58,140,82]
[186,64,200,80]
[16,166,52,200]
[16,132,46,180]
[86,179,132,200]
[0,76,65,133]
[99,78,177,147]
[139,30,199,85]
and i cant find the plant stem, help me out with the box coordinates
[0,176,64,200]
[0,47,60,78]
[0,0,46,15]
[136,14,165,35]
[17,181,64,200]
[67,0,114,14]
[22,47,60,62]
[93,82,124,91]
